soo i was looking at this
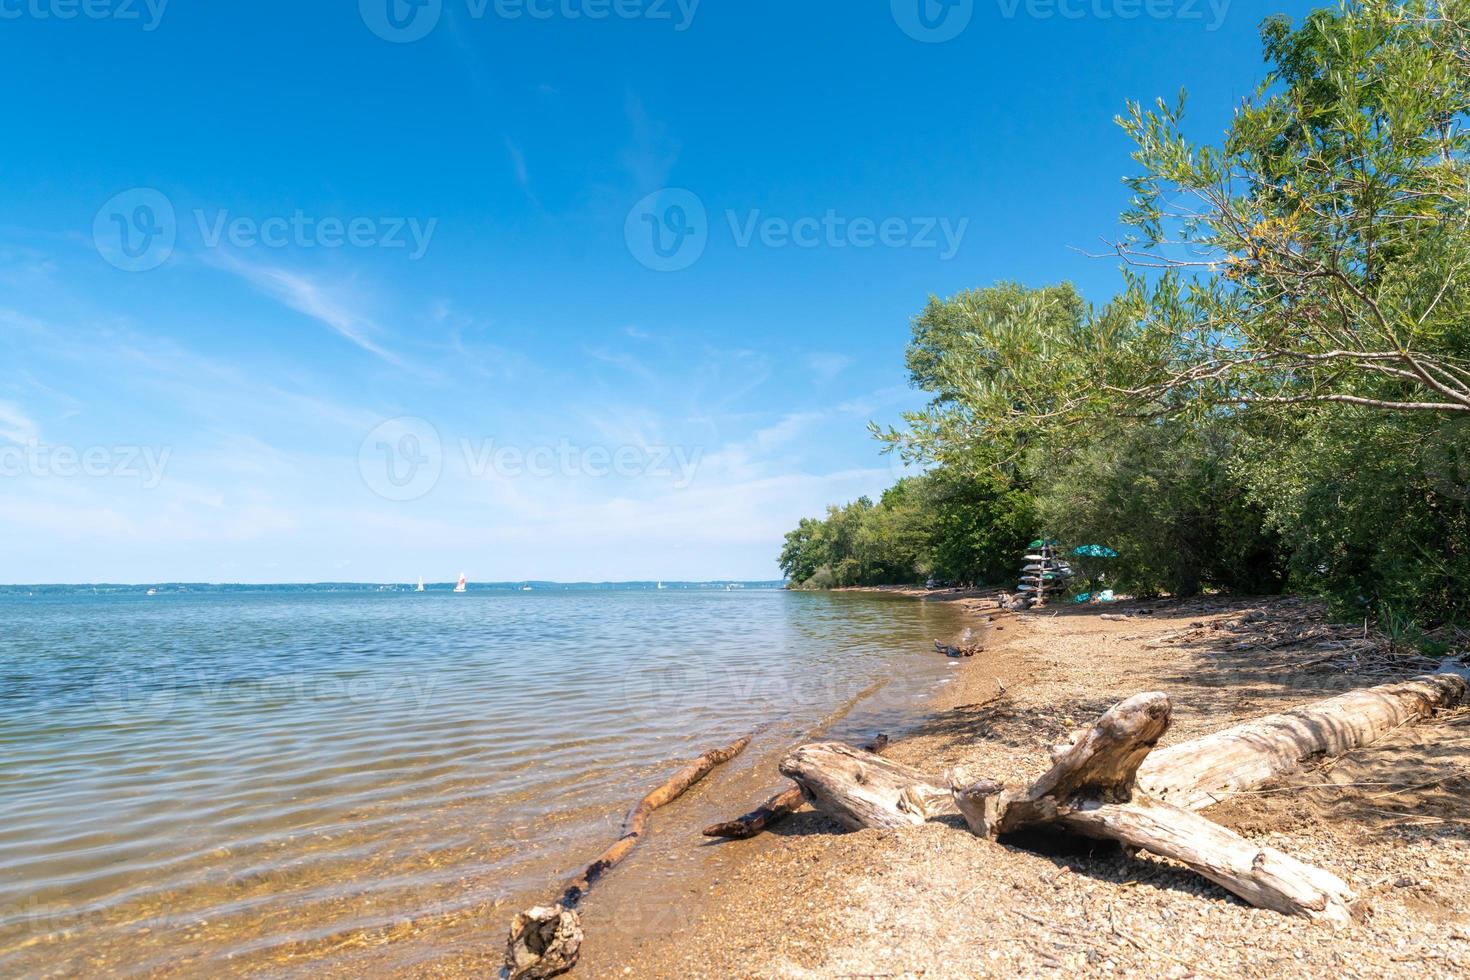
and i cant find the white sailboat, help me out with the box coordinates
[454,573,467,593]
[416,577,425,592]
[656,581,665,590]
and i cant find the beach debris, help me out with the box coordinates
[997,591,1033,612]
[703,785,806,841]
[778,743,958,830]
[504,733,753,980]
[949,692,1357,923]
[779,675,1465,923]
[934,639,983,658]
[1136,673,1468,811]
[703,735,889,840]
[505,906,583,980]
[934,625,985,658]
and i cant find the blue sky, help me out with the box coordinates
[0,0,1309,583]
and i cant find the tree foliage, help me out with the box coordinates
[786,2,1470,623]
[777,471,1034,589]
[878,0,1470,447]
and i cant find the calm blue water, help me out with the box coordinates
[0,588,960,976]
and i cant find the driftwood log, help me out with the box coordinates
[703,734,888,840]
[1137,673,1468,810]
[949,693,1355,922]
[702,786,805,840]
[505,734,752,980]
[785,675,1466,923]
[779,742,957,830]
[1057,799,1355,922]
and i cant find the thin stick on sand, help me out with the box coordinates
[505,733,753,980]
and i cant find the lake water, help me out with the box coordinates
[0,587,963,976]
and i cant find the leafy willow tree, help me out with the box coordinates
[880,0,1469,441]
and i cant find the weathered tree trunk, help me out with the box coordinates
[945,690,1363,922]
[1057,798,1355,923]
[1138,673,1467,810]
[704,735,889,840]
[953,692,1171,837]
[779,742,957,830]
[505,734,752,980]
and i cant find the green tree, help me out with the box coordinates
[878,1,1470,443]
[921,467,1036,586]
[1033,419,1284,597]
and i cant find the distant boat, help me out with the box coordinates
[146,588,158,596]
[657,581,665,590]
[454,573,467,594]
[521,584,532,591]
[416,577,425,592]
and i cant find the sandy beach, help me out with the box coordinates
[551,589,1470,979]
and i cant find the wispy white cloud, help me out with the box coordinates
[0,399,39,444]
[505,137,539,208]
[807,352,855,383]
[583,345,659,384]
[216,255,408,369]
[620,90,681,191]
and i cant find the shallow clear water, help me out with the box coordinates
[0,588,960,976]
